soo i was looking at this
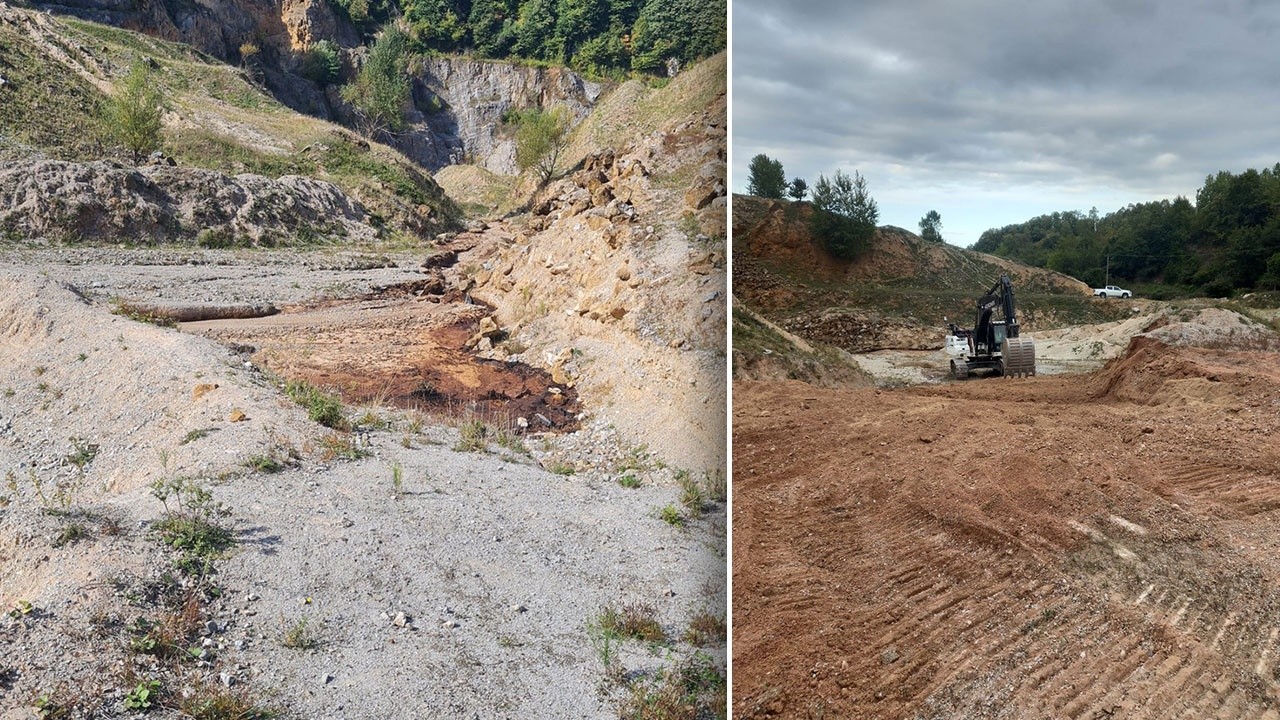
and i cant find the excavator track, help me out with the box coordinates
[1000,337,1036,377]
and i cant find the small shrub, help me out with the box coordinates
[617,474,641,489]
[246,454,283,473]
[548,462,576,476]
[105,59,165,162]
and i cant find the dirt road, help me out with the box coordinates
[734,338,1280,719]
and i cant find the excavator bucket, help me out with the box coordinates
[1000,337,1036,377]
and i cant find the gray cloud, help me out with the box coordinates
[733,0,1280,242]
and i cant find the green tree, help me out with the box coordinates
[105,60,166,163]
[513,0,559,59]
[513,105,572,182]
[470,0,518,57]
[787,177,808,201]
[746,153,785,199]
[340,24,412,134]
[919,209,943,242]
[553,0,609,63]
[811,169,879,260]
[403,0,467,50]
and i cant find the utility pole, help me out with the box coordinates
[1105,254,1110,287]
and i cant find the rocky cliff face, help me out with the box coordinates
[395,58,603,173]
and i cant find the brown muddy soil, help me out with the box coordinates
[185,287,580,430]
[734,337,1280,719]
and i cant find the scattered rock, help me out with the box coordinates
[228,409,247,422]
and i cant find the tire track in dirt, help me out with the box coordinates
[734,344,1280,719]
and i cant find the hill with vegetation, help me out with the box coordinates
[733,194,1131,384]
[0,6,458,243]
[973,164,1280,298]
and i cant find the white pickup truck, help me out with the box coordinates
[1093,285,1132,298]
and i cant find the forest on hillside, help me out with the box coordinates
[330,0,725,78]
[973,165,1280,297]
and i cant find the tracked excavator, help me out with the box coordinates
[947,275,1036,379]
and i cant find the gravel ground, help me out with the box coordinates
[0,264,726,718]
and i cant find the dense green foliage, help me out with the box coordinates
[746,153,785,199]
[105,60,165,161]
[811,169,879,260]
[919,209,942,243]
[326,0,724,78]
[340,26,412,133]
[973,165,1280,297]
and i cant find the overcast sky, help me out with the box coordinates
[732,0,1280,248]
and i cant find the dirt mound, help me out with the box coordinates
[0,159,377,246]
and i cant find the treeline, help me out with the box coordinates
[973,165,1280,297]
[328,0,725,78]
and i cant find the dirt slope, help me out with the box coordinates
[734,336,1280,719]
[732,195,1130,385]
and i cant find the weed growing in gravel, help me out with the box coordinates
[33,365,46,377]
[391,462,404,498]
[586,614,626,686]
[150,478,234,578]
[51,522,89,548]
[659,504,684,527]
[618,474,641,489]
[618,651,726,720]
[284,380,348,430]
[181,428,216,445]
[319,432,370,461]
[76,352,87,362]
[2,387,13,397]
[548,462,576,476]
[124,679,161,710]
[281,616,319,650]
[110,299,177,327]
[33,689,69,719]
[246,454,284,473]
[703,470,726,504]
[175,679,279,719]
[63,437,100,469]
[598,601,667,643]
[677,470,705,518]
[682,610,726,647]
[455,418,489,452]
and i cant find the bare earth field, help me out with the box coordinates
[734,323,1280,719]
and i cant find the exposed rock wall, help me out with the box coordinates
[398,57,604,173]
[0,159,377,244]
